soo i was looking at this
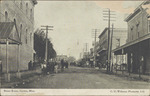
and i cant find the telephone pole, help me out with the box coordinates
[84,43,89,61]
[92,29,100,67]
[103,8,116,72]
[110,23,114,72]
[41,25,53,66]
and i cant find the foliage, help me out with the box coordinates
[34,29,57,62]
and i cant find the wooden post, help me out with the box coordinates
[122,49,124,75]
[110,23,114,72]
[116,55,117,74]
[16,44,21,78]
[5,38,10,82]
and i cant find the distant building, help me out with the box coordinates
[113,1,150,74]
[97,27,127,68]
[56,55,68,62]
[0,0,37,72]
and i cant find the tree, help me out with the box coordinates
[34,29,57,62]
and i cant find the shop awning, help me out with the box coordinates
[0,22,21,44]
[113,33,150,54]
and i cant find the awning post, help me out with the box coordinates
[16,44,21,78]
[5,38,10,82]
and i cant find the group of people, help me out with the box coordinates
[61,59,69,71]
[46,60,57,74]
[41,59,69,74]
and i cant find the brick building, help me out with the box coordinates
[0,0,37,72]
[113,1,150,74]
[97,27,127,68]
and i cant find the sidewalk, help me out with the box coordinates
[114,71,150,82]
[95,67,150,82]
[1,67,42,88]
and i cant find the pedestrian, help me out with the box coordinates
[52,60,55,73]
[54,62,58,73]
[66,61,68,68]
[28,61,32,70]
[47,62,51,74]
[61,59,64,72]
[33,61,36,70]
[0,60,2,74]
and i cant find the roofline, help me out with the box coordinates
[124,0,149,22]
[98,27,108,38]
[98,27,127,38]
[124,7,142,22]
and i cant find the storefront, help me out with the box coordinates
[114,35,150,74]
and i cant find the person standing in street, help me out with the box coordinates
[66,61,68,69]
[28,61,32,70]
[0,59,2,74]
[54,61,58,73]
[61,59,64,72]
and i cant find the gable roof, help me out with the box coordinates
[0,22,14,39]
[0,22,21,44]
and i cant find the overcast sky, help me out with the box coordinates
[34,1,142,59]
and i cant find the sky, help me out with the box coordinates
[34,1,143,59]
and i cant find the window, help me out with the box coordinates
[26,3,28,15]
[20,24,22,41]
[30,9,32,19]
[30,33,32,43]
[20,1,22,9]
[137,32,139,38]
[130,27,134,40]
[14,18,16,23]
[26,29,28,44]
[5,11,8,22]
[136,22,139,38]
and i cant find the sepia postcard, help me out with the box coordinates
[0,0,150,95]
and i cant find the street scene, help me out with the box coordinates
[16,66,149,89]
[0,0,150,90]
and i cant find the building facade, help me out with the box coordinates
[0,0,37,72]
[97,27,127,68]
[114,1,150,74]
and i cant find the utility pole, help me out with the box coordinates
[41,25,53,66]
[110,23,114,72]
[85,43,88,52]
[103,8,116,72]
[92,29,100,68]
[84,43,88,62]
